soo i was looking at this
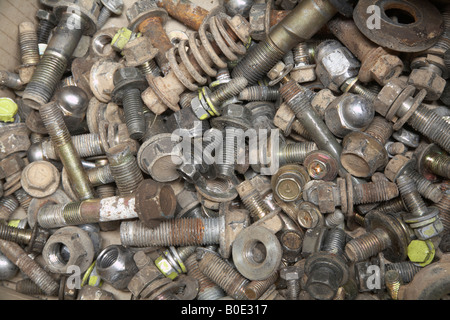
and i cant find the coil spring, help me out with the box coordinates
[167,12,248,91]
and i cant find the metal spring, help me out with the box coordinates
[167,12,247,91]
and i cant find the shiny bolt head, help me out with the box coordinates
[101,0,124,15]
[407,239,435,267]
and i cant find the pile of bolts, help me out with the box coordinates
[0,0,449,300]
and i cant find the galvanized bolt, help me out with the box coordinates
[280,266,302,300]
[98,0,124,29]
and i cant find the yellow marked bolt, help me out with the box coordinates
[407,239,435,267]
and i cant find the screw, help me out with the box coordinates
[39,102,95,200]
[197,248,249,300]
[416,143,450,180]
[111,67,148,140]
[23,1,99,108]
[397,175,444,240]
[98,0,124,29]
[0,240,59,296]
[35,9,57,44]
[385,270,402,300]
[236,180,273,221]
[0,224,49,254]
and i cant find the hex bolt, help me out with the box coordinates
[106,144,143,196]
[232,0,340,85]
[98,0,124,29]
[236,180,272,221]
[111,67,148,140]
[345,211,411,263]
[325,210,345,229]
[39,102,95,201]
[23,1,99,109]
[0,196,19,221]
[18,22,40,68]
[271,164,310,203]
[277,142,318,166]
[397,175,444,240]
[197,249,249,300]
[290,41,318,83]
[13,189,32,212]
[21,161,60,198]
[374,78,450,153]
[0,224,49,254]
[385,270,402,300]
[0,240,59,296]
[238,86,280,101]
[280,266,302,300]
[36,9,57,44]
[191,77,248,120]
[341,116,393,178]
[415,143,450,180]
[327,16,403,86]
[304,150,339,181]
[185,251,225,300]
[304,227,348,300]
[154,246,196,279]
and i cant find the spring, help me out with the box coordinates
[167,12,248,91]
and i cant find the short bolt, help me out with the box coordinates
[416,143,450,180]
[244,271,279,300]
[280,266,302,300]
[236,180,272,221]
[36,9,57,44]
[98,0,124,29]
[122,36,161,78]
[385,270,402,300]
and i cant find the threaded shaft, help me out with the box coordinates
[209,77,248,108]
[239,86,280,101]
[407,170,443,203]
[40,102,95,200]
[278,142,317,165]
[291,121,313,140]
[397,175,429,217]
[106,144,143,195]
[87,165,115,186]
[138,60,160,77]
[13,189,32,212]
[345,228,391,262]
[232,39,285,85]
[409,106,450,153]
[244,271,278,300]
[120,218,222,247]
[322,227,346,256]
[436,192,450,232]
[198,250,249,300]
[19,22,40,66]
[96,184,117,199]
[122,88,146,140]
[350,82,378,102]
[185,253,225,300]
[37,201,93,229]
[386,262,421,284]
[364,116,393,145]
[0,240,59,296]
[0,224,32,245]
[352,181,399,204]
[424,152,450,179]
[280,81,316,115]
[325,210,345,228]
[72,134,104,158]
[217,128,238,177]
[376,197,406,215]
[237,181,271,221]
[286,279,300,300]
[176,246,197,263]
[37,19,54,44]
[432,5,450,52]
[385,270,402,300]
[97,7,112,29]
[179,92,197,109]
[16,278,48,296]
[0,196,19,221]
[293,42,310,65]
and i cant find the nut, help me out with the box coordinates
[21,161,60,198]
[407,68,446,101]
[407,239,435,267]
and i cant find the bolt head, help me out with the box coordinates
[191,96,209,120]
[177,162,204,185]
[21,161,60,198]
[306,267,339,300]
[369,54,403,86]
[374,77,407,117]
[220,103,251,120]
[267,61,287,81]
[36,9,57,24]
[280,266,302,281]
[111,27,133,52]
[113,67,145,85]
[407,239,435,266]
[101,0,124,15]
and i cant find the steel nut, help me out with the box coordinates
[407,68,446,101]
[21,161,60,198]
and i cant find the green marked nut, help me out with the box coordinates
[407,239,435,267]
[155,255,179,280]
[111,27,141,54]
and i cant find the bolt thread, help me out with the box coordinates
[350,83,378,102]
[0,240,59,296]
[0,196,19,221]
[37,19,54,44]
[325,210,345,228]
[23,53,68,106]
[432,5,450,52]
[87,165,115,186]
[37,202,91,229]
[375,197,405,215]
[0,224,32,245]
[278,142,317,165]
[122,88,146,140]
[209,77,248,107]
[106,145,143,196]
[72,133,104,158]
[364,116,393,145]
[322,227,346,256]
[291,121,313,140]
[293,42,310,65]
[286,279,300,300]
[353,181,399,204]
[436,192,450,232]
[39,103,71,145]
[120,218,222,247]
[175,246,197,262]
[244,271,278,300]
[16,278,48,296]
[407,170,443,203]
[179,92,197,109]
[217,129,238,177]
[185,253,225,300]
[232,39,286,85]
[408,106,450,154]
[386,262,421,284]
[397,175,429,216]
[96,184,117,199]
[425,152,450,179]
[97,7,112,29]
[385,270,401,300]
[239,86,280,101]
[138,60,160,77]
[345,228,391,262]
[198,250,249,300]
[13,189,32,212]
[19,22,40,66]
[238,181,271,221]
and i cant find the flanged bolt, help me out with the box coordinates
[155,246,196,280]
[98,0,124,29]
[407,239,435,267]
[111,67,148,140]
[122,36,160,77]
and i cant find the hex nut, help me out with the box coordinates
[123,37,159,67]
[21,161,60,198]
[407,239,435,267]
[407,68,446,101]
[373,77,407,117]
[365,53,403,86]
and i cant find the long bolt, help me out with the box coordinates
[407,170,443,203]
[345,228,392,262]
[197,249,249,300]
[39,102,95,200]
[19,22,40,68]
[236,180,272,221]
[0,240,59,296]
[239,86,280,101]
[397,175,430,217]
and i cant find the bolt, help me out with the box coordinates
[13,189,32,212]
[271,164,310,203]
[98,0,124,29]
[23,0,99,109]
[36,9,57,44]
[106,144,144,196]
[236,180,273,221]
[345,211,411,263]
[397,175,444,240]
[197,248,249,300]
[385,270,402,300]
[86,165,115,187]
[407,239,435,267]
[244,271,279,300]
[20,161,60,198]
[18,22,40,69]
[273,102,313,140]
[0,224,49,254]
[39,102,95,200]
[0,240,59,296]
[0,196,19,222]
[304,150,339,181]
[111,67,148,140]
[385,262,421,284]
[155,246,196,279]
[416,143,450,180]
[0,71,25,91]
[122,36,161,78]
[325,209,345,229]
[375,197,406,215]
[239,86,280,101]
